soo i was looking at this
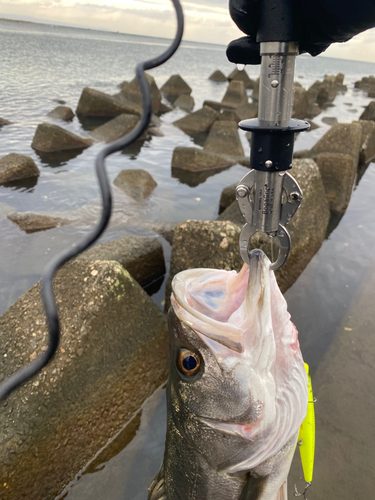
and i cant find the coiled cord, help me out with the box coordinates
[0,0,184,403]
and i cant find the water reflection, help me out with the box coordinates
[172,165,230,187]
[121,137,151,159]
[356,160,370,186]
[3,176,38,191]
[82,410,142,476]
[190,133,209,147]
[324,211,344,239]
[77,115,112,132]
[143,274,165,297]
[35,148,88,168]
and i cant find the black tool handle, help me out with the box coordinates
[257,0,294,43]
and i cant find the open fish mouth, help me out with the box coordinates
[172,249,275,357]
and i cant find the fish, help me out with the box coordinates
[149,249,308,500]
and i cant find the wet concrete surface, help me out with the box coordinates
[288,262,375,498]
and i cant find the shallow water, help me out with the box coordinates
[1,20,375,315]
[1,19,375,500]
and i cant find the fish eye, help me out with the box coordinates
[176,349,201,378]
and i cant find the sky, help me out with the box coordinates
[1,0,375,63]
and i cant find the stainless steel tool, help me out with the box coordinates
[236,3,309,270]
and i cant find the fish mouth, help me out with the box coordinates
[171,250,271,354]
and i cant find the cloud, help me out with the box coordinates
[322,29,375,63]
[1,0,375,61]
[0,0,242,43]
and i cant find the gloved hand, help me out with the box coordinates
[227,0,375,64]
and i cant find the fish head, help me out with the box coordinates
[169,249,308,473]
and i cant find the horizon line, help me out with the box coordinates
[1,14,375,65]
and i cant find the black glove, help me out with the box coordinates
[227,0,375,64]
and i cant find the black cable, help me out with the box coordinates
[0,0,184,404]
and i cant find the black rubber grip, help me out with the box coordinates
[250,130,295,172]
[257,0,294,43]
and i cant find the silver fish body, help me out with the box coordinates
[149,250,308,500]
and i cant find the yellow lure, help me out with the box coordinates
[298,363,315,484]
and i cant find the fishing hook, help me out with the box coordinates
[0,0,184,404]
[294,481,311,499]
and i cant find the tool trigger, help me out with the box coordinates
[269,225,290,271]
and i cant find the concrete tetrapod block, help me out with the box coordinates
[304,123,362,212]
[0,117,12,127]
[360,101,375,121]
[148,127,164,137]
[76,87,141,117]
[7,211,72,233]
[173,106,218,135]
[228,68,255,89]
[171,146,236,173]
[309,122,362,163]
[171,147,236,187]
[292,86,309,119]
[113,169,157,202]
[204,120,245,157]
[321,116,338,126]
[336,72,345,86]
[221,80,248,106]
[91,114,139,143]
[307,80,320,105]
[218,182,237,213]
[208,70,227,82]
[0,260,168,500]
[306,75,345,110]
[118,73,161,114]
[314,152,357,213]
[158,102,173,115]
[218,109,241,123]
[217,158,330,293]
[174,94,195,112]
[31,123,92,153]
[160,74,192,102]
[164,220,243,310]
[47,106,75,121]
[203,100,237,113]
[252,78,259,100]
[236,102,258,120]
[0,153,40,184]
[356,119,375,164]
[355,75,375,90]
[316,77,338,107]
[76,236,166,287]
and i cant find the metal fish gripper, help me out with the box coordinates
[234,9,310,270]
